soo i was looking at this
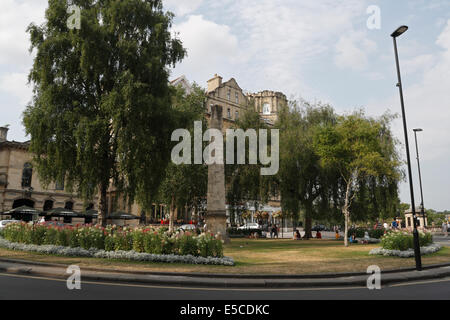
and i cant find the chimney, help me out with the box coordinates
[207,74,222,93]
[0,127,8,142]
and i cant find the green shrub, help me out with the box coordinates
[1,224,223,258]
[381,231,433,251]
[132,230,145,253]
[179,235,199,256]
[44,228,58,245]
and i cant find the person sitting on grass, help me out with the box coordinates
[293,229,301,240]
[316,230,322,239]
[335,230,340,240]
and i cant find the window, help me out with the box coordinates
[21,163,33,188]
[227,89,231,101]
[227,108,231,118]
[235,111,239,120]
[210,104,213,113]
[65,201,74,210]
[263,103,271,115]
[235,92,239,104]
[55,176,64,191]
[43,200,54,212]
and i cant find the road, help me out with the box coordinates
[0,272,448,300]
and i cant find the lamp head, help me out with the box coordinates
[413,128,423,132]
[391,25,408,38]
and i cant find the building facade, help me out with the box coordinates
[0,126,97,216]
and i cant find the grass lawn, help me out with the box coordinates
[0,239,449,275]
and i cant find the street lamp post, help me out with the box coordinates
[413,128,426,227]
[391,25,422,271]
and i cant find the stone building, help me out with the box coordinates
[205,74,248,129]
[204,74,288,128]
[248,90,288,125]
[0,126,97,218]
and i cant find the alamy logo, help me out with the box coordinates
[67,5,81,30]
[171,122,279,176]
[366,5,381,30]
[66,265,81,290]
[367,265,381,290]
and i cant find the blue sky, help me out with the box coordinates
[1,0,449,211]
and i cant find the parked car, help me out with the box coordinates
[0,220,19,230]
[237,223,261,230]
[312,224,326,231]
[179,224,197,231]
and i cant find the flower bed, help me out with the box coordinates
[0,237,234,266]
[369,243,442,258]
[0,223,229,263]
[369,230,440,258]
[380,230,433,251]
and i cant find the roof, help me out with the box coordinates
[0,140,30,151]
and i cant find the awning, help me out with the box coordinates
[6,205,41,216]
[45,207,80,218]
[108,211,140,220]
[81,209,98,218]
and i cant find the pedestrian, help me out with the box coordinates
[443,221,448,237]
[392,219,398,229]
[270,224,274,238]
[274,224,279,239]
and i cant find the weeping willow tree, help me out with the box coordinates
[225,104,272,227]
[155,85,208,232]
[23,0,185,226]
[275,100,339,238]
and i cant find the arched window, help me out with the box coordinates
[43,200,54,212]
[64,201,74,210]
[263,103,271,115]
[21,163,33,188]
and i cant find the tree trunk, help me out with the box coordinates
[303,202,313,239]
[343,178,352,247]
[169,195,175,233]
[99,183,108,227]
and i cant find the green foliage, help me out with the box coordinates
[314,110,402,245]
[178,234,199,256]
[1,223,223,258]
[381,231,433,251]
[155,85,208,227]
[23,0,186,224]
[225,106,272,226]
[347,227,385,239]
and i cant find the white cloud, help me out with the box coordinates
[163,0,203,17]
[334,31,377,71]
[171,15,239,84]
[0,0,47,68]
[0,72,31,105]
[201,0,369,98]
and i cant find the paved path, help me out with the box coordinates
[0,272,449,300]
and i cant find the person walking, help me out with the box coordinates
[443,221,448,237]
[274,224,279,239]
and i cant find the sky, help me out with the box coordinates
[0,0,449,211]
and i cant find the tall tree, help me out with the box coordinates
[314,111,402,246]
[23,0,185,226]
[225,105,271,226]
[276,101,338,238]
[156,85,208,232]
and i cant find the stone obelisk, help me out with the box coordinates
[206,105,230,243]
